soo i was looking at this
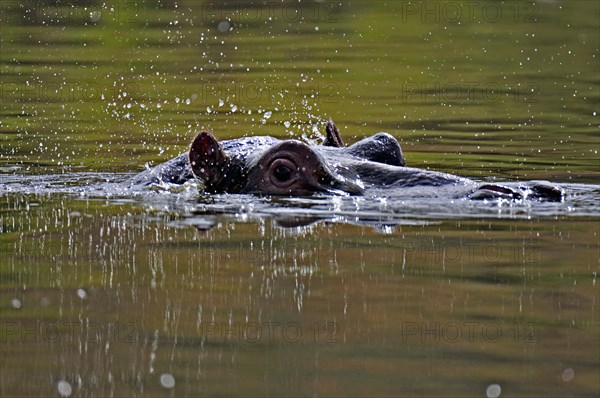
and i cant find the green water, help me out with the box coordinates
[1,1,599,397]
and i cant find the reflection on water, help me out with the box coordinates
[1,0,599,397]
[1,192,599,397]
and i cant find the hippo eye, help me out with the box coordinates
[273,165,292,182]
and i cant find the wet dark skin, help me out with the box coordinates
[132,121,564,201]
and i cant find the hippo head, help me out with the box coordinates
[189,131,363,195]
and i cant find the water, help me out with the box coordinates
[1,1,599,397]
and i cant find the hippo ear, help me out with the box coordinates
[189,132,229,191]
[323,120,345,147]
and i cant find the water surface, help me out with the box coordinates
[1,1,599,397]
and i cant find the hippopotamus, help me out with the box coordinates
[131,121,564,201]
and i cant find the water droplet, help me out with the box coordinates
[486,383,501,398]
[77,289,87,299]
[160,373,176,389]
[561,368,574,382]
[218,21,231,32]
[231,104,237,112]
[284,121,291,128]
[89,11,101,23]
[206,107,212,114]
[57,380,72,397]
[264,111,272,119]
[10,298,22,309]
